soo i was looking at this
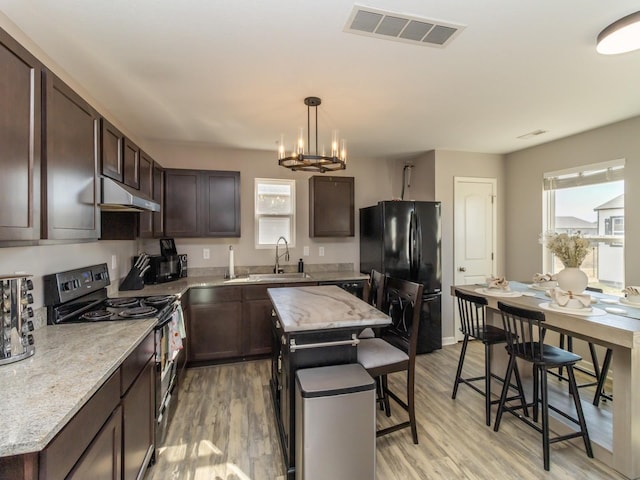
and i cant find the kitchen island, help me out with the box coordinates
[453,282,640,479]
[268,285,390,480]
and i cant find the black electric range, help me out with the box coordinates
[44,263,176,326]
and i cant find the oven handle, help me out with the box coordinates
[155,302,179,329]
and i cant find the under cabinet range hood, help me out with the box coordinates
[99,177,160,212]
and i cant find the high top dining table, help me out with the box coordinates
[452,282,640,479]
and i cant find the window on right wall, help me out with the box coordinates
[543,159,625,295]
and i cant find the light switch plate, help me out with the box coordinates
[303,246,309,256]
[111,254,117,269]
[203,248,210,259]
[319,247,325,257]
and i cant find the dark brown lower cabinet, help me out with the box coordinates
[0,334,155,480]
[244,299,275,356]
[186,283,317,365]
[188,287,243,363]
[67,406,122,480]
[122,358,155,480]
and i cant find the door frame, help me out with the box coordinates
[453,176,497,341]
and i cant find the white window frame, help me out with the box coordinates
[254,178,296,249]
[542,159,625,276]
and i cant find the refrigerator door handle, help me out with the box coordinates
[409,212,415,278]
[416,214,423,270]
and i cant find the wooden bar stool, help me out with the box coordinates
[494,302,593,471]
[357,277,423,444]
[452,289,527,426]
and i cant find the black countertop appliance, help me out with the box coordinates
[359,201,442,353]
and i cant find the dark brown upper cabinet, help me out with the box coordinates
[123,138,140,190]
[0,28,42,242]
[100,118,123,183]
[42,71,100,241]
[309,176,354,237]
[138,151,154,238]
[164,169,240,238]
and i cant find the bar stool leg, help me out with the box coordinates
[485,342,492,426]
[567,366,594,458]
[452,335,469,399]
[540,366,550,471]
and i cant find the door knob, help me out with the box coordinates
[458,267,467,272]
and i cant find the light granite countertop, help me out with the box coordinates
[268,285,390,332]
[0,319,156,457]
[115,270,369,298]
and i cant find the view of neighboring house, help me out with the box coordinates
[554,216,597,235]
[595,193,624,287]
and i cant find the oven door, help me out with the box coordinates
[155,302,183,446]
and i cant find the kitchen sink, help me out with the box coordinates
[224,272,313,284]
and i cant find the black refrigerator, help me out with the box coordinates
[359,201,442,353]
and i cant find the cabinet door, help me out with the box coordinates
[309,176,354,237]
[138,151,154,238]
[122,359,154,480]
[202,170,241,237]
[189,302,243,362]
[100,118,123,182]
[123,138,140,189]
[66,405,123,480]
[164,169,200,237]
[152,162,165,237]
[244,299,275,356]
[42,71,100,240]
[0,30,41,242]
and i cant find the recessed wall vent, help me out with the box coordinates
[344,5,465,48]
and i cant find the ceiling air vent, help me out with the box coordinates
[344,5,464,47]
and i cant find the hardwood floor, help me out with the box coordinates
[145,342,623,480]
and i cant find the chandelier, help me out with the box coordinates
[278,97,347,173]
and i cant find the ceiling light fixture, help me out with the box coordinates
[278,97,346,173]
[596,11,640,55]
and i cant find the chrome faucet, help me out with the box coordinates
[274,236,290,274]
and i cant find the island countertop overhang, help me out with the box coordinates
[268,285,390,332]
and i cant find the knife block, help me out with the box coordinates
[119,267,145,291]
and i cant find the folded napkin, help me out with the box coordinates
[549,288,591,308]
[487,276,510,290]
[533,273,557,283]
[622,286,640,296]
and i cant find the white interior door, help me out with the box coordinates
[453,177,497,340]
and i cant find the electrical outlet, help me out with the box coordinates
[319,246,325,257]
[303,246,309,256]
[111,254,117,269]
[203,248,210,259]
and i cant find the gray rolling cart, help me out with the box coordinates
[295,363,376,480]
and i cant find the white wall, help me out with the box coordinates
[505,116,640,285]
[434,150,506,342]
[0,241,140,309]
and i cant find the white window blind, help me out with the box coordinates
[543,159,624,191]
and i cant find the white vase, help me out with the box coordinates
[557,267,588,293]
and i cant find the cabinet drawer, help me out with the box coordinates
[121,332,154,396]
[40,369,121,480]
[190,286,241,303]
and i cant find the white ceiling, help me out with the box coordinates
[1,0,639,159]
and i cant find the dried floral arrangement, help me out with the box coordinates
[541,232,591,268]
